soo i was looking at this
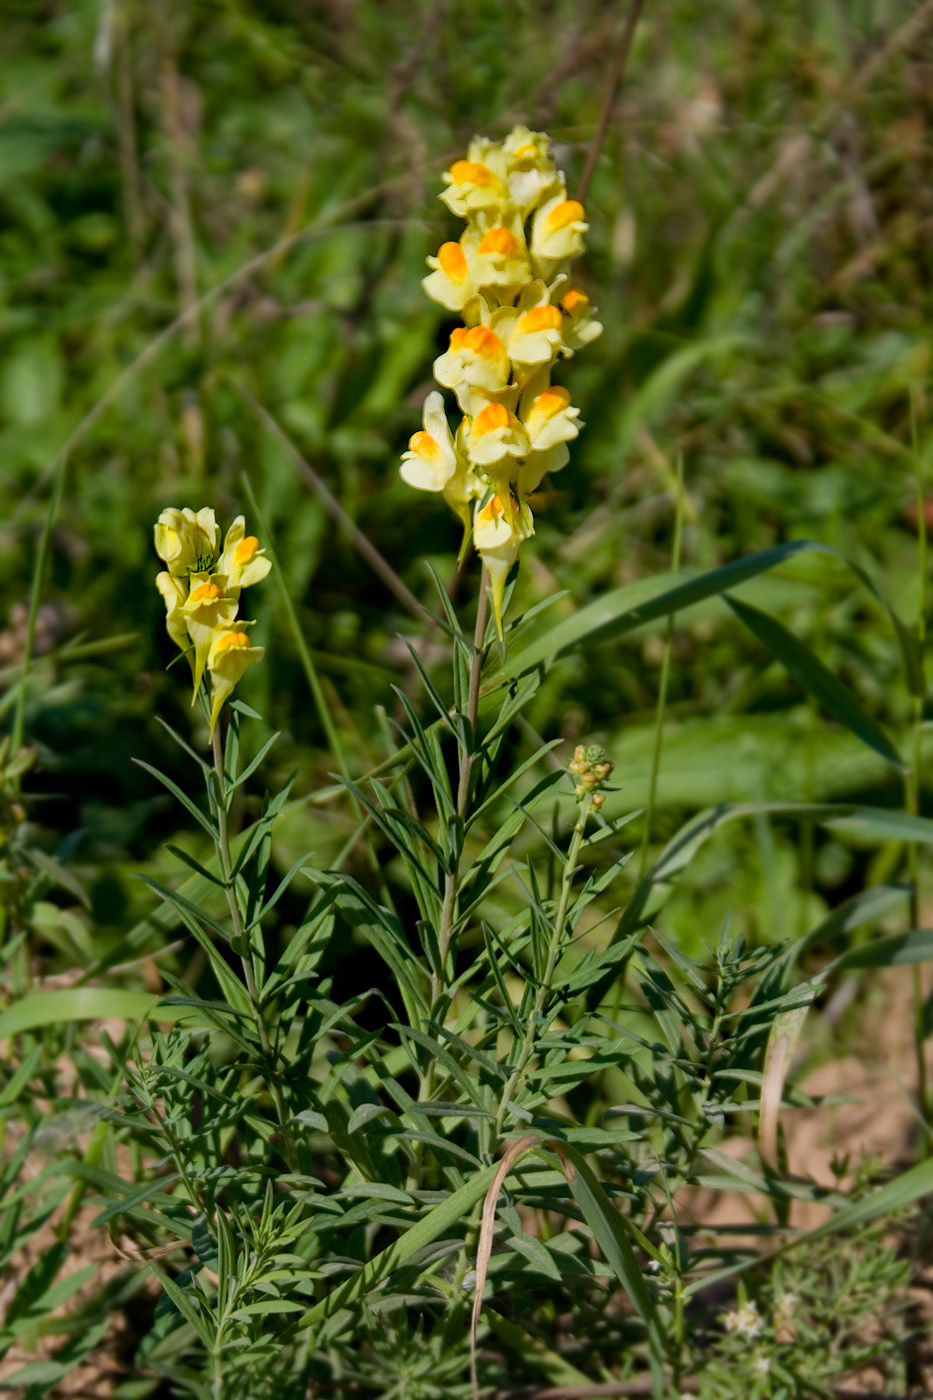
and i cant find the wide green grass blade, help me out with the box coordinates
[0,988,228,1040]
[500,540,921,700]
[828,927,933,972]
[726,594,904,771]
[545,1141,660,1335]
[505,541,823,673]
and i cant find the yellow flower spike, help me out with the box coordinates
[155,571,194,673]
[154,507,219,578]
[218,516,272,590]
[182,578,241,699]
[399,126,598,637]
[206,625,264,740]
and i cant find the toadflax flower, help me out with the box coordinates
[400,126,602,638]
[154,507,270,740]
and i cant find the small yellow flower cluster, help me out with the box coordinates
[401,126,602,638]
[154,507,270,739]
[569,743,614,810]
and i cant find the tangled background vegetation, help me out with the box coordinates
[3,1,933,1396]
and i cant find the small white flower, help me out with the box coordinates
[723,1300,762,1339]
[751,1353,771,1377]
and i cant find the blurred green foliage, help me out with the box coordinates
[2,0,932,1033]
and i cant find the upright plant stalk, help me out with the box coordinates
[494,790,595,1137]
[410,575,488,1180]
[908,391,930,1131]
[211,723,296,1169]
[639,454,686,880]
[432,576,489,1011]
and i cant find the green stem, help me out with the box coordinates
[432,575,489,1009]
[211,723,296,1168]
[639,454,685,880]
[407,576,488,1185]
[495,793,593,1137]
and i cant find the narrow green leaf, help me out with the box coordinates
[231,1299,305,1318]
[155,1269,212,1343]
[166,846,226,887]
[132,759,217,838]
[829,927,933,972]
[22,848,91,909]
[825,808,933,843]
[154,715,213,776]
[228,731,281,791]
[725,594,905,771]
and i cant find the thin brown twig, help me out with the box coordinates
[229,379,427,623]
[575,0,647,205]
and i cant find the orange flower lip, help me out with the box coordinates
[437,241,469,282]
[517,305,562,335]
[561,286,589,313]
[473,403,511,436]
[463,326,506,360]
[530,386,571,420]
[216,630,250,652]
[190,582,223,602]
[449,327,468,350]
[478,227,521,257]
[450,160,497,187]
[409,430,442,460]
[546,198,585,232]
[234,535,260,564]
[479,493,505,522]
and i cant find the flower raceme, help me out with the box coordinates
[400,127,602,636]
[154,507,269,739]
